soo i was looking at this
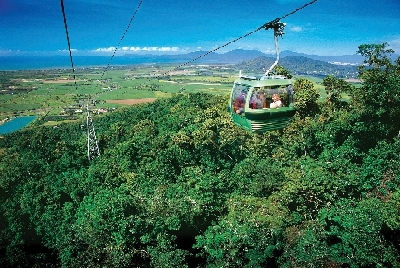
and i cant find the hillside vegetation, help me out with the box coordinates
[0,43,399,267]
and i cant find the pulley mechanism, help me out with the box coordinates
[262,19,286,76]
[262,18,286,37]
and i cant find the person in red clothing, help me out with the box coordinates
[234,91,246,114]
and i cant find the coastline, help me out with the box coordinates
[0,55,180,71]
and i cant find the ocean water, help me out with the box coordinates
[0,56,178,71]
[0,116,37,134]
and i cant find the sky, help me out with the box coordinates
[0,0,400,57]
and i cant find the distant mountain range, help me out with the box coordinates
[128,49,400,78]
[123,49,372,65]
[123,49,373,78]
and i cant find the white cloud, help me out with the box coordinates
[94,46,180,53]
[95,47,117,52]
[263,48,277,54]
[388,38,400,54]
[289,26,303,32]
[58,49,78,52]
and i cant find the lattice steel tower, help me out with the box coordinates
[86,104,100,161]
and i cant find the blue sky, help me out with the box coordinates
[1,0,399,56]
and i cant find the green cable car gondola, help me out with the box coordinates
[228,20,296,133]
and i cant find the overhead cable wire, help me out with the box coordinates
[60,0,144,94]
[100,0,144,80]
[60,0,78,91]
[159,0,319,77]
[60,0,103,161]
[279,0,318,20]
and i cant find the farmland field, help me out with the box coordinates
[0,63,335,128]
[0,64,235,123]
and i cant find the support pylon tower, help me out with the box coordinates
[86,104,100,161]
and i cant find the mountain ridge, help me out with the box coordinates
[122,49,374,65]
[123,49,364,78]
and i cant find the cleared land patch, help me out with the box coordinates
[42,79,84,84]
[107,98,157,105]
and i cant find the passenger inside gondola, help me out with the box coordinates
[257,92,266,109]
[249,91,266,109]
[234,91,246,114]
[270,93,282,108]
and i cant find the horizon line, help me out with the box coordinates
[0,48,368,58]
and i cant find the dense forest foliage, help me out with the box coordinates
[0,43,399,267]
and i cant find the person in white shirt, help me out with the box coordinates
[270,93,282,108]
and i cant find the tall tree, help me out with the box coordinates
[293,78,320,118]
[352,43,400,143]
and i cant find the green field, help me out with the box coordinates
[0,65,236,122]
[0,64,355,124]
